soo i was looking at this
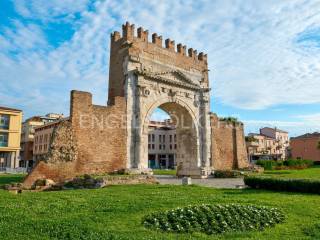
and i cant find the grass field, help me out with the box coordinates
[0,174,25,187]
[259,166,320,180]
[152,169,177,175]
[0,173,320,239]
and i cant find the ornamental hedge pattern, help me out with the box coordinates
[142,204,284,235]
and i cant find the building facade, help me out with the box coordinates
[33,119,66,163]
[0,106,22,169]
[246,127,289,161]
[148,120,176,169]
[20,113,64,168]
[291,132,320,162]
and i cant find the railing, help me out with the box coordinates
[0,167,29,174]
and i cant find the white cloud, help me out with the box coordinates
[244,112,320,137]
[1,0,320,119]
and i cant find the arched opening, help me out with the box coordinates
[142,101,199,175]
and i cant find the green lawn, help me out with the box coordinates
[0,174,25,187]
[152,169,177,175]
[0,176,319,239]
[259,166,320,180]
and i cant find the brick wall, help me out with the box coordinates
[23,90,127,187]
[210,114,249,170]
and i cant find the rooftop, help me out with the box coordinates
[260,127,288,134]
[291,132,320,139]
[0,106,22,112]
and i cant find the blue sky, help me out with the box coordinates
[0,0,320,136]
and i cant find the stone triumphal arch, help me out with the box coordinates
[114,23,212,176]
[24,22,249,187]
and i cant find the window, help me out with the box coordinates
[0,133,8,147]
[148,144,151,149]
[0,115,10,130]
[163,135,166,142]
[170,144,172,150]
[39,135,43,143]
[174,144,177,149]
[152,144,155,149]
[163,144,166,150]
[152,134,155,142]
[174,134,176,142]
[148,134,151,142]
[159,135,161,142]
[159,144,162,150]
[170,135,172,142]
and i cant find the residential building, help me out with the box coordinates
[290,132,320,162]
[33,118,66,162]
[260,127,289,159]
[20,113,64,168]
[246,127,289,162]
[148,120,176,169]
[0,106,22,169]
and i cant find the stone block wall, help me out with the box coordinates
[210,113,249,170]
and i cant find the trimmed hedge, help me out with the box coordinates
[142,204,284,235]
[213,170,244,178]
[244,176,320,194]
[256,159,314,170]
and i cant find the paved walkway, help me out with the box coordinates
[155,175,245,189]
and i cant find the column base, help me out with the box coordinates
[177,166,213,178]
[124,168,153,175]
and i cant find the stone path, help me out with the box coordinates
[155,175,245,189]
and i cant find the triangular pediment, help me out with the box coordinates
[153,70,197,85]
[139,70,200,89]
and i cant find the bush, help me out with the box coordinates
[142,204,284,235]
[244,176,320,194]
[256,160,277,170]
[256,159,314,170]
[213,170,243,178]
[284,159,313,168]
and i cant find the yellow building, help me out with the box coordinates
[0,106,22,169]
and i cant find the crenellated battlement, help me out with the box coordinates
[111,21,207,63]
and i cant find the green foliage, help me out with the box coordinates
[283,159,313,168]
[0,174,25,187]
[143,204,284,235]
[256,159,314,170]
[256,160,277,170]
[244,176,320,194]
[213,170,244,178]
[219,117,240,124]
[245,136,258,142]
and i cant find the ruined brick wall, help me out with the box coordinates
[210,114,249,170]
[70,90,127,174]
[23,120,79,187]
[23,91,127,187]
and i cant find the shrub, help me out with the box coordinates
[142,204,284,235]
[256,159,313,170]
[284,159,313,168]
[256,160,277,170]
[213,170,243,178]
[244,176,320,194]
